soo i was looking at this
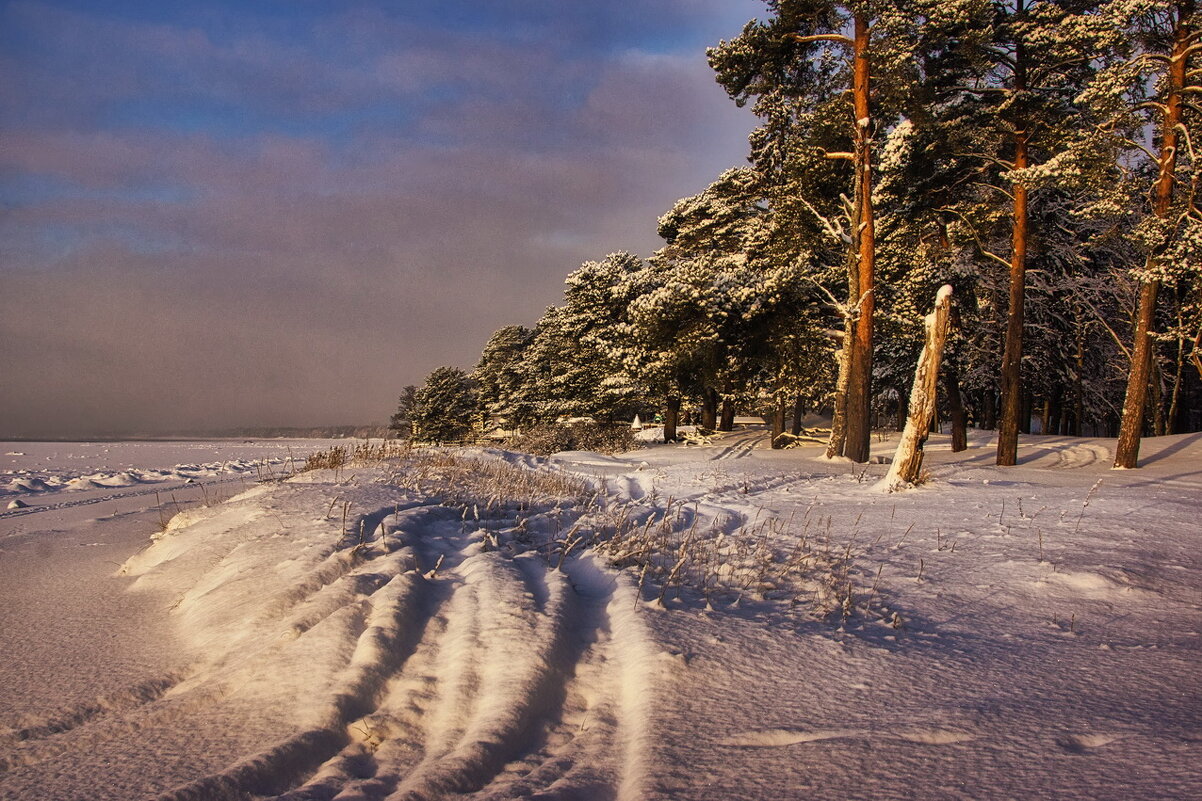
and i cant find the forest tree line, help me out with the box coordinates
[393,0,1201,468]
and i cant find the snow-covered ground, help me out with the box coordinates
[1,440,334,504]
[1,431,1199,800]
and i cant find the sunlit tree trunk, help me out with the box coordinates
[844,13,876,463]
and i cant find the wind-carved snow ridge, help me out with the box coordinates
[102,453,656,800]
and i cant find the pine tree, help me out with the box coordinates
[389,385,418,438]
[710,1,932,461]
[647,168,775,431]
[508,253,650,426]
[473,325,532,429]
[412,367,479,444]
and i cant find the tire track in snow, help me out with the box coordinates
[156,558,433,801]
[100,472,658,800]
[273,510,656,800]
[1052,442,1107,469]
[710,431,766,461]
[0,467,659,799]
[0,674,184,772]
[0,487,445,798]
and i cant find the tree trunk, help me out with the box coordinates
[945,362,968,452]
[1192,329,1202,380]
[1167,305,1187,434]
[1074,321,1085,436]
[982,390,997,431]
[719,397,735,432]
[701,387,719,431]
[664,396,681,443]
[1048,389,1063,436]
[997,134,1029,463]
[826,325,852,458]
[791,395,805,436]
[1116,0,1190,468]
[998,9,1029,466]
[844,13,875,464]
[771,398,787,449]
[884,287,953,489]
[1117,280,1160,461]
[1152,361,1166,437]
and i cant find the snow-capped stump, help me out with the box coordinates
[7,498,29,509]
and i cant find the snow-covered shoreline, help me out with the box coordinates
[1,439,351,500]
[1,431,1199,800]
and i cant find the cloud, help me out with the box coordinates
[0,0,761,437]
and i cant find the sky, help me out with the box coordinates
[0,0,762,438]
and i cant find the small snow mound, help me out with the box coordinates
[7,498,28,509]
[86,471,142,488]
[1038,569,1149,600]
[1059,733,1124,752]
[9,477,52,492]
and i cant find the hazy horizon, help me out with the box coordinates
[1,0,761,439]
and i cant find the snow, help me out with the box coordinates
[1,430,1200,799]
[0,440,327,501]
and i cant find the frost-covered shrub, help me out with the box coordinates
[505,422,643,456]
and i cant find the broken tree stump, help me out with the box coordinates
[883,285,953,490]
